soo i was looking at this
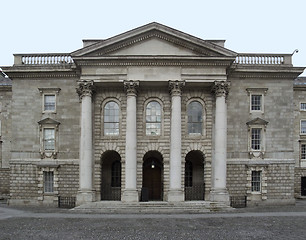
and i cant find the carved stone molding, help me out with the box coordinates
[76,80,95,99]
[169,80,185,97]
[212,81,230,98]
[124,80,139,96]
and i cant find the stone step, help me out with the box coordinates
[72,201,233,214]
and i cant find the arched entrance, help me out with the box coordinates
[101,150,121,200]
[185,150,205,200]
[142,151,163,201]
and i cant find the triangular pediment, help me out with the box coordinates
[246,117,269,126]
[71,22,237,58]
[38,118,60,126]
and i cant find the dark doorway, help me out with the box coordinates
[142,151,163,201]
[185,150,205,200]
[101,151,121,200]
[301,177,306,196]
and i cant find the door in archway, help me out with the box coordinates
[143,158,162,201]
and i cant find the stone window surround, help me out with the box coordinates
[185,98,206,138]
[38,118,60,159]
[100,98,122,138]
[38,88,61,114]
[246,88,268,114]
[143,98,164,137]
[37,165,59,202]
[246,165,268,201]
[247,118,268,159]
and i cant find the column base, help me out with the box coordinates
[76,190,95,206]
[209,188,230,205]
[167,189,184,202]
[122,189,139,202]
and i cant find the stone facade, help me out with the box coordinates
[0,23,305,207]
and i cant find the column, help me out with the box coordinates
[122,80,139,202]
[168,80,185,202]
[210,81,230,204]
[76,80,95,205]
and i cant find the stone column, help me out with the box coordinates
[76,80,95,205]
[122,80,139,202]
[210,81,230,204]
[168,80,185,202]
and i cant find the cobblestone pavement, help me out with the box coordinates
[1,200,306,240]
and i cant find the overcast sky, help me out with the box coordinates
[1,0,305,75]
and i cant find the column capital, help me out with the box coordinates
[169,80,185,96]
[212,81,230,98]
[124,80,139,96]
[76,80,95,99]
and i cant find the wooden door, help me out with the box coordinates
[143,161,162,201]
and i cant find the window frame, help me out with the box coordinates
[300,120,306,135]
[246,88,268,114]
[247,118,268,158]
[300,103,306,111]
[43,171,54,193]
[185,160,193,187]
[251,128,261,151]
[38,118,60,158]
[145,100,162,136]
[38,88,61,114]
[251,170,261,192]
[111,160,121,187]
[187,100,203,136]
[143,98,163,137]
[103,100,120,137]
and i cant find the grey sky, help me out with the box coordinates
[1,0,305,75]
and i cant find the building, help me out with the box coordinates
[0,23,305,208]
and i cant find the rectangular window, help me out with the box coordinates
[251,128,261,150]
[251,95,262,111]
[251,171,261,192]
[301,120,306,134]
[44,95,56,111]
[302,144,306,160]
[44,171,54,193]
[301,103,306,111]
[44,128,55,151]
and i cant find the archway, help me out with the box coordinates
[142,151,163,201]
[185,150,205,200]
[101,150,121,200]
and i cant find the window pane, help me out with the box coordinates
[301,103,306,111]
[44,171,54,193]
[111,161,121,187]
[44,95,55,111]
[185,161,193,187]
[44,128,55,150]
[104,101,119,136]
[187,101,202,134]
[251,128,261,150]
[302,144,306,160]
[251,171,261,192]
[146,101,161,136]
[301,121,306,134]
[251,95,261,111]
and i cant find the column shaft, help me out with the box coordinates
[168,80,185,202]
[76,80,95,205]
[122,80,139,202]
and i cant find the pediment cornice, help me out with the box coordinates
[71,22,237,58]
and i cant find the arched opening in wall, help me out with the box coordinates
[101,150,121,200]
[142,151,163,201]
[185,150,205,201]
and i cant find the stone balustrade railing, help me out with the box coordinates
[235,53,292,65]
[14,54,74,65]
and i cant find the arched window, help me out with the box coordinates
[185,160,193,187]
[111,160,121,187]
[104,101,119,136]
[146,101,161,136]
[187,101,203,134]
